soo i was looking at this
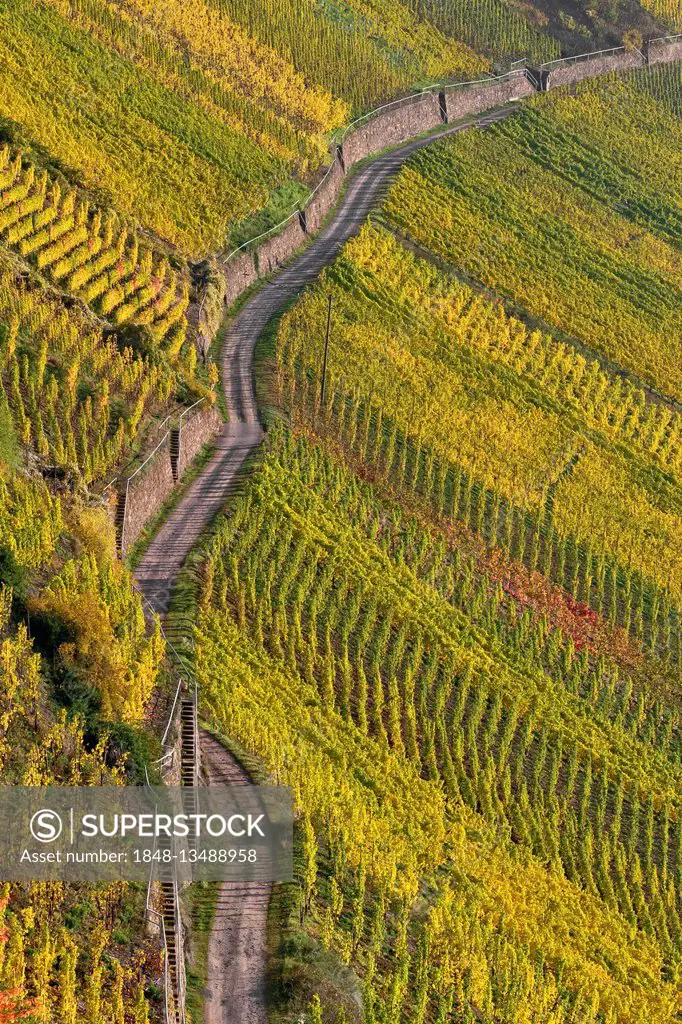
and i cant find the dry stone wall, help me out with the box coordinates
[444,74,533,121]
[119,402,222,554]
[341,92,443,169]
[223,251,257,308]
[176,404,223,478]
[306,158,345,234]
[647,37,682,64]
[219,45,682,315]
[544,50,644,88]
[125,45,682,558]
[122,439,175,554]
[256,216,307,274]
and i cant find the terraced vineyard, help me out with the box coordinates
[187,58,682,1020]
[0,145,190,348]
[0,0,494,255]
[0,263,181,482]
[195,429,682,1021]
[0,0,681,1020]
[276,224,682,668]
[381,65,682,403]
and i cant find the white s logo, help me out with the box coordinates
[30,809,63,843]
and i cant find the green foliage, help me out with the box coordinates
[382,68,682,404]
[404,0,560,62]
[194,427,682,1021]
[276,224,682,657]
[0,397,17,468]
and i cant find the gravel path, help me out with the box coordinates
[134,105,516,1024]
[134,107,514,615]
[200,732,271,1024]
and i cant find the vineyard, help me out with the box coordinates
[381,64,682,403]
[45,0,487,117]
[193,428,682,1021]
[275,224,682,662]
[640,0,682,29]
[0,143,190,346]
[0,1,681,1022]
[0,97,180,1024]
[0,0,490,256]
[0,568,163,1021]
[403,0,560,62]
[0,261,181,483]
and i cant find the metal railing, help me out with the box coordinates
[114,396,209,553]
[537,43,650,68]
[220,68,529,266]
[648,32,682,43]
[143,663,187,1024]
[215,33,682,267]
[177,396,207,430]
[119,429,171,554]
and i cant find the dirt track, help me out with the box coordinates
[134,105,516,1023]
[134,108,514,615]
[200,731,271,1024]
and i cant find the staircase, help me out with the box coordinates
[170,427,181,482]
[180,688,200,855]
[154,684,198,1023]
[158,837,184,1023]
[115,490,127,555]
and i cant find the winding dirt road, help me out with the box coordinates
[134,107,514,616]
[200,732,271,1024]
[134,105,515,1024]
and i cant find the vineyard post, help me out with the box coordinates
[320,294,333,409]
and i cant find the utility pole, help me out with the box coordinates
[320,294,332,408]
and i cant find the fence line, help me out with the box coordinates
[539,45,626,67]
[218,32,678,266]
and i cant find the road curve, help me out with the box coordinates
[134,105,515,1024]
[134,107,515,615]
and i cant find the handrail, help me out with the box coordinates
[648,32,682,42]
[162,675,185,748]
[540,45,626,67]
[220,68,529,266]
[132,581,200,686]
[221,209,300,265]
[335,69,527,144]
[119,429,169,554]
[193,673,199,787]
[102,403,189,496]
[144,725,184,1023]
[177,396,206,429]
[117,398,209,550]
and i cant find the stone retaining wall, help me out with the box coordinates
[545,51,644,89]
[444,75,534,122]
[341,92,443,169]
[223,251,257,308]
[119,403,222,554]
[176,404,223,478]
[256,216,307,274]
[306,158,345,234]
[647,38,682,64]
[217,49,681,314]
[122,438,175,554]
